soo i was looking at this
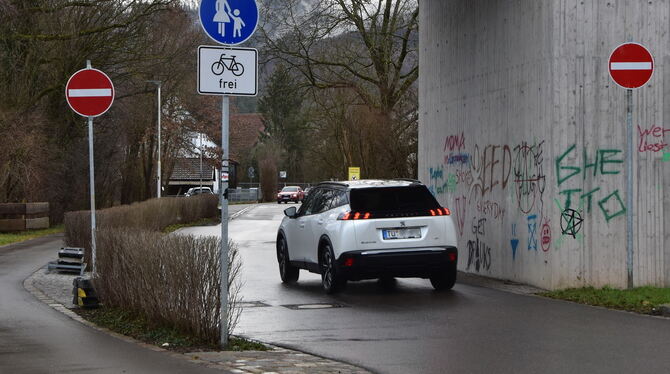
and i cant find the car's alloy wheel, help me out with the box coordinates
[320,243,345,294]
[277,236,299,283]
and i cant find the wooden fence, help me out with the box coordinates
[0,203,49,232]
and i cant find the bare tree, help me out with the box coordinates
[260,0,419,178]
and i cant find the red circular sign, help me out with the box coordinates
[608,43,654,89]
[65,68,115,117]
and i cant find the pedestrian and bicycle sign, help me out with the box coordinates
[608,43,654,89]
[198,45,257,96]
[199,0,259,46]
[197,0,260,347]
[65,68,115,117]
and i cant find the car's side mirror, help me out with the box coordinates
[284,206,297,218]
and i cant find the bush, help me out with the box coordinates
[64,195,218,256]
[63,194,243,344]
[94,228,242,344]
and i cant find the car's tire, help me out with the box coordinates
[320,242,346,294]
[378,276,397,289]
[277,201,281,204]
[430,267,457,291]
[277,235,299,283]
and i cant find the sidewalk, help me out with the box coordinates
[26,223,373,374]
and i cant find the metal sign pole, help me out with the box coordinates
[85,60,97,276]
[625,88,634,289]
[157,82,162,198]
[220,95,230,347]
[88,115,97,276]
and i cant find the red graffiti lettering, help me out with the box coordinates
[444,133,466,152]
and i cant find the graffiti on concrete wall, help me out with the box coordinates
[540,219,551,252]
[527,214,538,251]
[469,144,512,201]
[427,165,457,196]
[513,141,546,214]
[510,223,520,260]
[467,217,491,272]
[444,133,471,166]
[476,200,505,220]
[638,125,670,153]
[560,209,583,239]
[428,133,630,271]
[555,145,626,222]
[453,195,467,237]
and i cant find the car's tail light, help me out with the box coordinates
[343,258,354,267]
[448,252,457,262]
[429,207,450,216]
[337,211,372,220]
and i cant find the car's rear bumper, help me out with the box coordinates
[336,246,457,281]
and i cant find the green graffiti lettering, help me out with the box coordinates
[556,144,579,186]
[580,187,601,213]
[582,148,598,179]
[559,189,582,210]
[599,149,623,175]
[598,190,626,222]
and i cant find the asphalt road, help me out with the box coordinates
[182,203,670,374]
[0,235,248,374]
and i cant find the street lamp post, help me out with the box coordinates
[147,80,162,198]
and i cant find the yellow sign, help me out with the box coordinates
[348,167,361,181]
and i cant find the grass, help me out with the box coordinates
[539,286,670,315]
[0,224,64,246]
[75,307,267,352]
[162,217,220,233]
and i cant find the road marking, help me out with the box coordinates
[68,88,112,97]
[610,62,652,70]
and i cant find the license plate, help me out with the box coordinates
[382,228,421,240]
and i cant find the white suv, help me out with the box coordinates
[276,179,458,293]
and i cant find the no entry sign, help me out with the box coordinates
[608,43,654,89]
[65,68,115,117]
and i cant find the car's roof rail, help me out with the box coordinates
[393,178,422,184]
[317,181,349,188]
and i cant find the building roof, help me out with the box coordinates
[170,158,215,181]
[230,113,264,161]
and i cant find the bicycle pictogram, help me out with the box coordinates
[211,53,245,76]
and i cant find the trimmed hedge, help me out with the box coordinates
[63,195,242,344]
[64,195,218,256]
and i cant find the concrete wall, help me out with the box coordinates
[419,0,670,289]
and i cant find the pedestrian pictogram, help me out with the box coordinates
[199,0,259,46]
[65,68,115,117]
[608,43,654,89]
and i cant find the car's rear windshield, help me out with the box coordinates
[349,185,440,212]
[282,187,299,192]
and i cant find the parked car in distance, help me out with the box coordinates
[277,186,304,204]
[184,187,214,197]
[276,179,458,294]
